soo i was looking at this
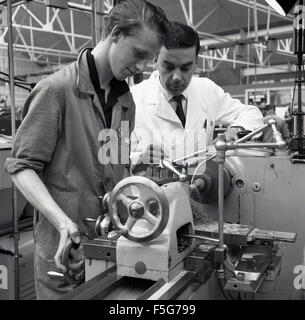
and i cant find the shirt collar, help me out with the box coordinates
[76,48,130,98]
[156,72,188,102]
[87,48,129,97]
[76,48,95,95]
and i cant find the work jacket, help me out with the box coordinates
[130,70,263,166]
[5,48,135,299]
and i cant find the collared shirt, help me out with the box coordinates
[4,48,135,299]
[86,49,129,128]
[158,77,188,115]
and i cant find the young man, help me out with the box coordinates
[130,22,263,168]
[5,0,170,299]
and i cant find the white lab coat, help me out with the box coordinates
[130,70,263,166]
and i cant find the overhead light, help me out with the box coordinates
[264,0,298,16]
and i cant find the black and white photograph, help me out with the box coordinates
[0,0,304,306]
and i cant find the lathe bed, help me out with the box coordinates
[60,222,295,300]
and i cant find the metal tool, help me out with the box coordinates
[47,237,85,286]
[160,159,188,182]
[181,233,220,244]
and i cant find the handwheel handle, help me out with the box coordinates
[61,237,85,286]
[107,229,126,240]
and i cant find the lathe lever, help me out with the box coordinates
[160,160,188,182]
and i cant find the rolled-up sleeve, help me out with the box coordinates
[5,80,62,175]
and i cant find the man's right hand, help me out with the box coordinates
[54,220,81,273]
[10,169,83,274]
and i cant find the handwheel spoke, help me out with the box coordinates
[122,185,139,199]
[108,176,169,242]
[117,193,132,208]
[136,187,153,205]
[143,210,159,226]
[125,216,137,232]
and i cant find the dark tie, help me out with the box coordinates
[172,95,186,128]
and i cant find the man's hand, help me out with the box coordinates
[224,127,242,142]
[212,127,241,144]
[11,169,84,274]
[54,220,81,273]
[141,144,168,165]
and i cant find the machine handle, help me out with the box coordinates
[160,159,188,182]
[47,237,85,286]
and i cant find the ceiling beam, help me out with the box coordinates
[226,0,293,21]
[200,25,293,47]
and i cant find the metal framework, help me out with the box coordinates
[178,0,295,73]
[0,0,114,66]
[0,0,297,74]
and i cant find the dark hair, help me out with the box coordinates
[103,0,170,44]
[165,21,200,57]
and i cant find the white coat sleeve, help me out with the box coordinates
[211,80,264,131]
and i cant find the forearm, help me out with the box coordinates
[217,91,263,131]
[11,169,71,231]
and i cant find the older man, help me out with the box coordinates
[130,22,263,169]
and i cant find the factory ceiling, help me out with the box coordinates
[0,0,297,77]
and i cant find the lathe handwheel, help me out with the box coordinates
[108,176,169,242]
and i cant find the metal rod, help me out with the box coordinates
[174,122,269,164]
[234,142,285,149]
[189,0,193,25]
[160,159,187,182]
[91,0,96,46]
[291,0,305,153]
[68,1,106,15]
[7,0,20,300]
[95,0,104,42]
[218,159,224,250]
[235,123,269,143]
[33,0,107,15]
[253,0,258,42]
[173,148,209,163]
[213,133,227,276]
[181,234,219,243]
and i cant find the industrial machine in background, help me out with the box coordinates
[57,120,303,300]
